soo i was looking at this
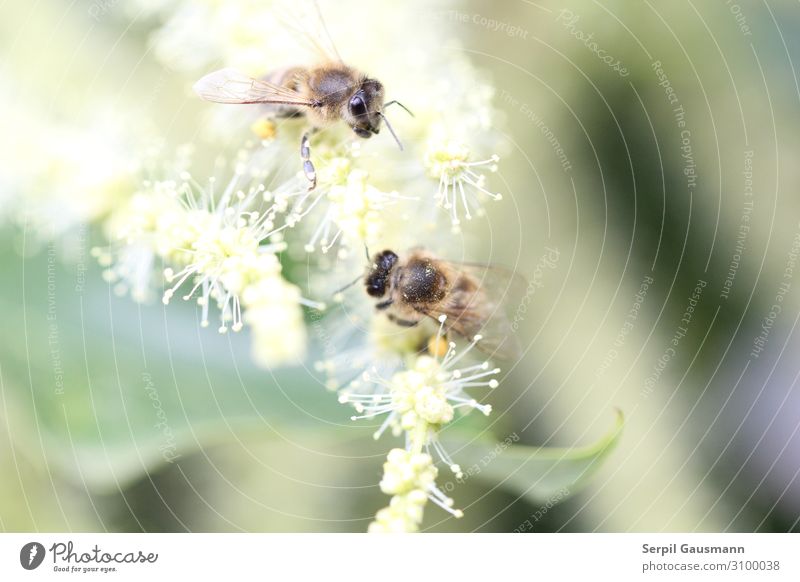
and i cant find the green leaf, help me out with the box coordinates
[442,410,624,504]
[0,233,346,492]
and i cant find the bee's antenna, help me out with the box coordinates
[377,112,404,151]
[383,100,415,117]
[333,273,363,296]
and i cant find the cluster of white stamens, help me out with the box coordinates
[341,344,498,440]
[424,137,502,230]
[158,171,290,331]
[280,157,409,256]
[96,157,322,368]
[338,316,500,530]
[368,449,463,533]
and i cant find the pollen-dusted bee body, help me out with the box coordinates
[192,1,406,190]
[259,63,386,134]
[396,255,448,304]
[365,248,521,360]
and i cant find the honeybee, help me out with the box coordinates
[192,0,408,191]
[365,248,523,360]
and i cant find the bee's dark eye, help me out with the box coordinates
[367,280,385,297]
[349,94,367,117]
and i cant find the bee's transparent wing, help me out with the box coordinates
[193,68,315,106]
[421,262,528,362]
[276,0,343,63]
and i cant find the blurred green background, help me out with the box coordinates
[1,0,799,532]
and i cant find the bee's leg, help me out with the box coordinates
[300,130,316,191]
[386,313,419,328]
[375,299,393,310]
